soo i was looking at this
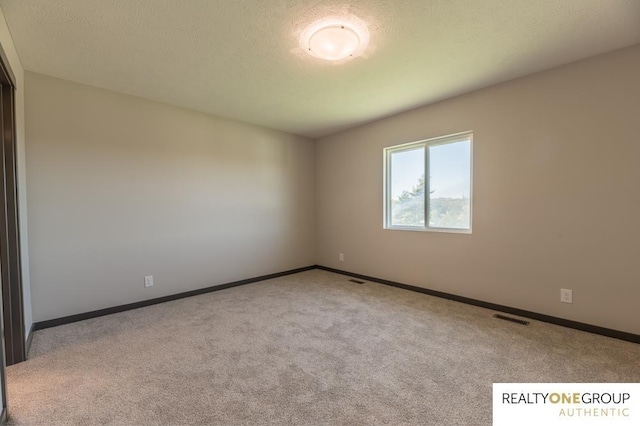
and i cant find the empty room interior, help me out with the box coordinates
[0,1,638,425]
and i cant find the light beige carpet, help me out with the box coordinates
[7,269,640,425]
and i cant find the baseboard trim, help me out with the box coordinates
[25,323,35,357]
[34,266,316,330]
[316,265,640,344]
[32,264,640,344]
[1,406,7,425]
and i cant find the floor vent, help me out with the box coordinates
[493,314,530,325]
[348,279,365,284]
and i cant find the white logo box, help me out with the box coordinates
[493,383,640,426]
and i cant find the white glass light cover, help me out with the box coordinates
[308,25,360,60]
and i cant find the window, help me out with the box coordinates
[384,132,472,232]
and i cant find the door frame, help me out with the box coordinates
[0,39,25,370]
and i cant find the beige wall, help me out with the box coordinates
[316,45,640,335]
[25,72,315,321]
[0,7,32,337]
[23,44,640,335]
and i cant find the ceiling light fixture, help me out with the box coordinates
[308,25,360,60]
[300,16,369,62]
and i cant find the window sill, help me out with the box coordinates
[383,226,472,234]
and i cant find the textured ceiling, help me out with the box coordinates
[2,1,640,138]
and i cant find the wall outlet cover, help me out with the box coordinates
[560,288,572,303]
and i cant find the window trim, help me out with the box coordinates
[383,131,473,233]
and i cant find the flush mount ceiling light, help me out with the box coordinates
[300,16,369,62]
[308,25,359,60]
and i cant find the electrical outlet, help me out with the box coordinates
[339,253,344,262]
[560,288,572,304]
[144,275,154,288]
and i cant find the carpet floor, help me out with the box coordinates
[6,269,640,425]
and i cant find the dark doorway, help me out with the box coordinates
[0,42,25,368]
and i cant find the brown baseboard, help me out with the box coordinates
[33,264,639,345]
[316,265,640,344]
[34,266,316,330]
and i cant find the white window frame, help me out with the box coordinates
[383,131,473,233]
